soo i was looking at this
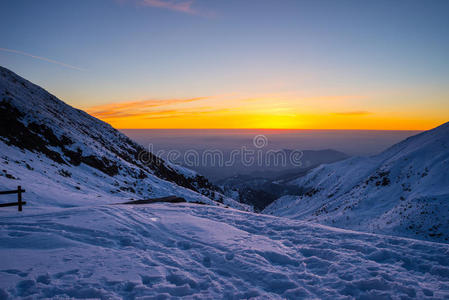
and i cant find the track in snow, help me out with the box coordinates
[0,203,449,299]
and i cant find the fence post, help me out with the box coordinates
[18,186,22,212]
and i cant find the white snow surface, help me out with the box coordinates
[1,203,449,299]
[265,122,449,243]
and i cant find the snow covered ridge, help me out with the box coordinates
[0,66,248,210]
[265,121,449,243]
[1,203,449,299]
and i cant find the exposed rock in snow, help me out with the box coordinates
[265,122,449,243]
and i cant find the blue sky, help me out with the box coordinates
[1,0,448,129]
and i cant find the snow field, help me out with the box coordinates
[1,203,448,299]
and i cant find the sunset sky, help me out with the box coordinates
[1,0,448,129]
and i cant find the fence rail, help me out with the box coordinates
[0,186,26,211]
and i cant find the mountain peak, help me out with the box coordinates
[265,122,449,243]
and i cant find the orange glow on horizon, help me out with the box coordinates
[84,95,448,131]
[87,111,444,131]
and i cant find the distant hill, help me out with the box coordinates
[217,149,348,212]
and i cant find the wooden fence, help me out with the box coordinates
[0,186,26,211]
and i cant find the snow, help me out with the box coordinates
[1,203,449,299]
[265,121,449,243]
[0,141,236,209]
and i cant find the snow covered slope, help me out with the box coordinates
[0,66,247,210]
[1,203,448,299]
[265,122,449,243]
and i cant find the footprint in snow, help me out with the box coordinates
[176,241,191,250]
[202,256,211,267]
[225,253,234,261]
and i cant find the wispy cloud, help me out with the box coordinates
[0,48,85,71]
[140,0,213,17]
[87,97,209,119]
[333,111,372,116]
[142,0,194,13]
[144,108,230,119]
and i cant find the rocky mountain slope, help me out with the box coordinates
[0,66,247,210]
[265,122,449,243]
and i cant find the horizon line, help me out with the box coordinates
[118,128,424,131]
